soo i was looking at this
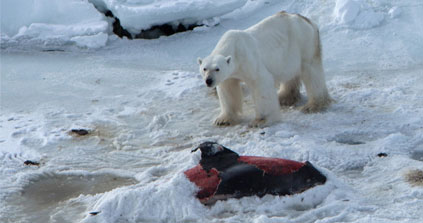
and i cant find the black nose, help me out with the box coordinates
[206,78,213,87]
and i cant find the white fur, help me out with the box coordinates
[198,12,331,127]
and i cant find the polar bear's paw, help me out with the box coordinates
[214,115,235,126]
[301,101,325,113]
[279,92,301,107]
[249,118,266,128]
[301,96,332,113]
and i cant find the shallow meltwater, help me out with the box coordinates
[6,172,137,223]
[22,173,137,206]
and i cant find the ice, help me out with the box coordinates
[89,0,248,34]
[0,0,108,49]
[1,0,423,222]
[71,32,109,49]
[1,0,249,48]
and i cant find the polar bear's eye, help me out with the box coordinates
[215,68,220,72]
[203,68,207,71]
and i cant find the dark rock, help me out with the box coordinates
[105,10,132,39]
[24,160,40,166]
[377,153,388,157]
[71,129,90,136]
[134,23,199,39]
[89,211,101,216]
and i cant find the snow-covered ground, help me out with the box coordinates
[1,0,423,222]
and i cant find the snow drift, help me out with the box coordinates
[333,0,385,29]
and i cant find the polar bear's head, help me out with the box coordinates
[197,54,234,88]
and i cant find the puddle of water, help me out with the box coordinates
[411,150,423,162]
[330,132,380,145]
[335,138,365,145]
[5,172,137,223]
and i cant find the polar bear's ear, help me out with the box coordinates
[197,58,202,65]
[226,56,231,64]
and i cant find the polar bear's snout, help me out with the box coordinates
[198,54,233,88]
[202,70,215,87]
[205,77,214,87]
[203,70,217,87]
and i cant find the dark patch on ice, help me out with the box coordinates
[42,49,65,52]
[105,10,133,39]
[330,133,379,145]
[377,152,388,157]
[411,150,423,161]
[335,138,365,145]
[101,9,200,39]
[24,160,40,166]
[70,129,90,136]
[134,23,199,39]
[405,169,423,187]
[89,211,101,216]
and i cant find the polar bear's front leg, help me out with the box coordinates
[215,78,243,126]
[249,73,281,127]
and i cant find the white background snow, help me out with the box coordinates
[1,0,423,222]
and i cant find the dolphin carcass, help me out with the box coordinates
[184,142,327,204]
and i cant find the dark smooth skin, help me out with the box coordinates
[188,142,327,204]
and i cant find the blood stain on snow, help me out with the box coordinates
[405,169,423,187]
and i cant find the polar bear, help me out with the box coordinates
[197,12,331,127]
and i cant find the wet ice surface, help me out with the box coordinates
[6,172,136,223]
[1,0,423,222]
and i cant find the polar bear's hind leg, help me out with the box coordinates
[300,60,331,113]
[300,27,331,113]
[278,76,301,106]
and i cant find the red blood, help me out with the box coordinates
[184,165,220,200]
[238,156,304,175]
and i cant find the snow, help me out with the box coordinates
[1,0,423,223]
[388,7,401,19]
[333,0,384,29]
